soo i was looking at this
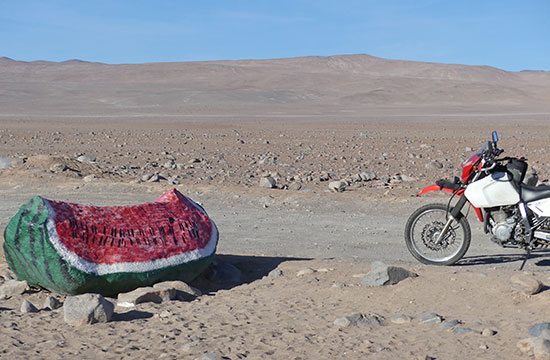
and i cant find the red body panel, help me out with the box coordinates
[417,184,483,222]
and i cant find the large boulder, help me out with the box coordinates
[3,189,218,296]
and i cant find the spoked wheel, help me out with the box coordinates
[404,203,471,265]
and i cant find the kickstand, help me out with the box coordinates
[519,249,531,271]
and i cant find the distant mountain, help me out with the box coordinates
[1,54,549,119]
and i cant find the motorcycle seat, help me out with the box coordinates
[520,183,550,202]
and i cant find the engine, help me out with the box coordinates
[488,207,524,245]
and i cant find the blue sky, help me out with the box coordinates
[1,0,548,71]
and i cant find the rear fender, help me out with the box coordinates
[417,184,483,222]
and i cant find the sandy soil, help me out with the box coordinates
[2,55,550,359]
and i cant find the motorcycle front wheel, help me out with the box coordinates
[404,203,471,265]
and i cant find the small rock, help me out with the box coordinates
[76,155,96,164]
[331,282,346,289]
[43,296,63,310]
[425,160,444,169]
[288,182,302,191]
[453,327,475,335]
[539,329,550,340]
[328,180,346,192]
[50,163,67,172]
[0,157,12,169]
[117,287,176,307]
[195,353,226,360]
[419,313,443,324]
[268,269,284,278]
[529,323,550,337]
[440,320,461,330]
[260,176,276,189]
[390,314,413,324]
[482,328,496,336]
[510,273,543,295]
[334,317,352,328]
[153,281,201,301]
[0,279,28,298]
[21,299,38,313]
[533,338,550,359]
[142,173,154,182]
[147,174,161,183]
[348,313,385,327]
[204,261,242,285]
[359,171,376,181]
[518,337,536,353]
[83,174,97,182]
[163,160,175,169]
[335,313,384,327]
[63,293,114,325]
[400,175,417,182]
[296,268,316,277]
[360,261,417,287]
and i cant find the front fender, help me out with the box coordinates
[417,184,483,222]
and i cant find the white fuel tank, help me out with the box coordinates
[464,172,520,208]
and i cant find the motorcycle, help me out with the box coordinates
[405,131,548,269]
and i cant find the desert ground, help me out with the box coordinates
[2,55,550,359]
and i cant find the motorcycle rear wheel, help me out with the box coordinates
[404,203,471,265]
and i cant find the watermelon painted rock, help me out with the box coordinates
[2,189,218,296]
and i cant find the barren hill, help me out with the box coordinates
[1,54,549,120]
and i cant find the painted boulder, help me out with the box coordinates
[3,189,218,296]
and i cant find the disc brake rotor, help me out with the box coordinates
[421,221,456,250]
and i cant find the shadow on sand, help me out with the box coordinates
[458,249,550,268]
[191,254,311,293]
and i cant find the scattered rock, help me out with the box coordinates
[43,296,63,310]
[76,155,96,163]
[288,182,302,191]
[268,269,284,278]
[333,317,352,328]
[153,280,202,301]
[510,273,543,295]
[334,313,384,328]
[390,314,413,324]
[296,268,316,277]
[453,327,476,335]
[117,287,176,307]
[195,353,227,360]
[63,293,114,325]
[147,174,162,183]
[0,279,28,298]
[359,171,376,181]
[518,337,536,353]
[359,261,417,287]
[260,176,277,189]
[533,338,550,359]
[0,157,12,169]
[529,323,550,337]
[328,180,346,192]
[440,320,461,330]
[50,163,67,172]
[83,174,97,182]
[419,313,443,324]
[425,160,444,169]
[204,261,242,285]
[142,173,154,182]
[399,175,417,182]
[21,299,39,313]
